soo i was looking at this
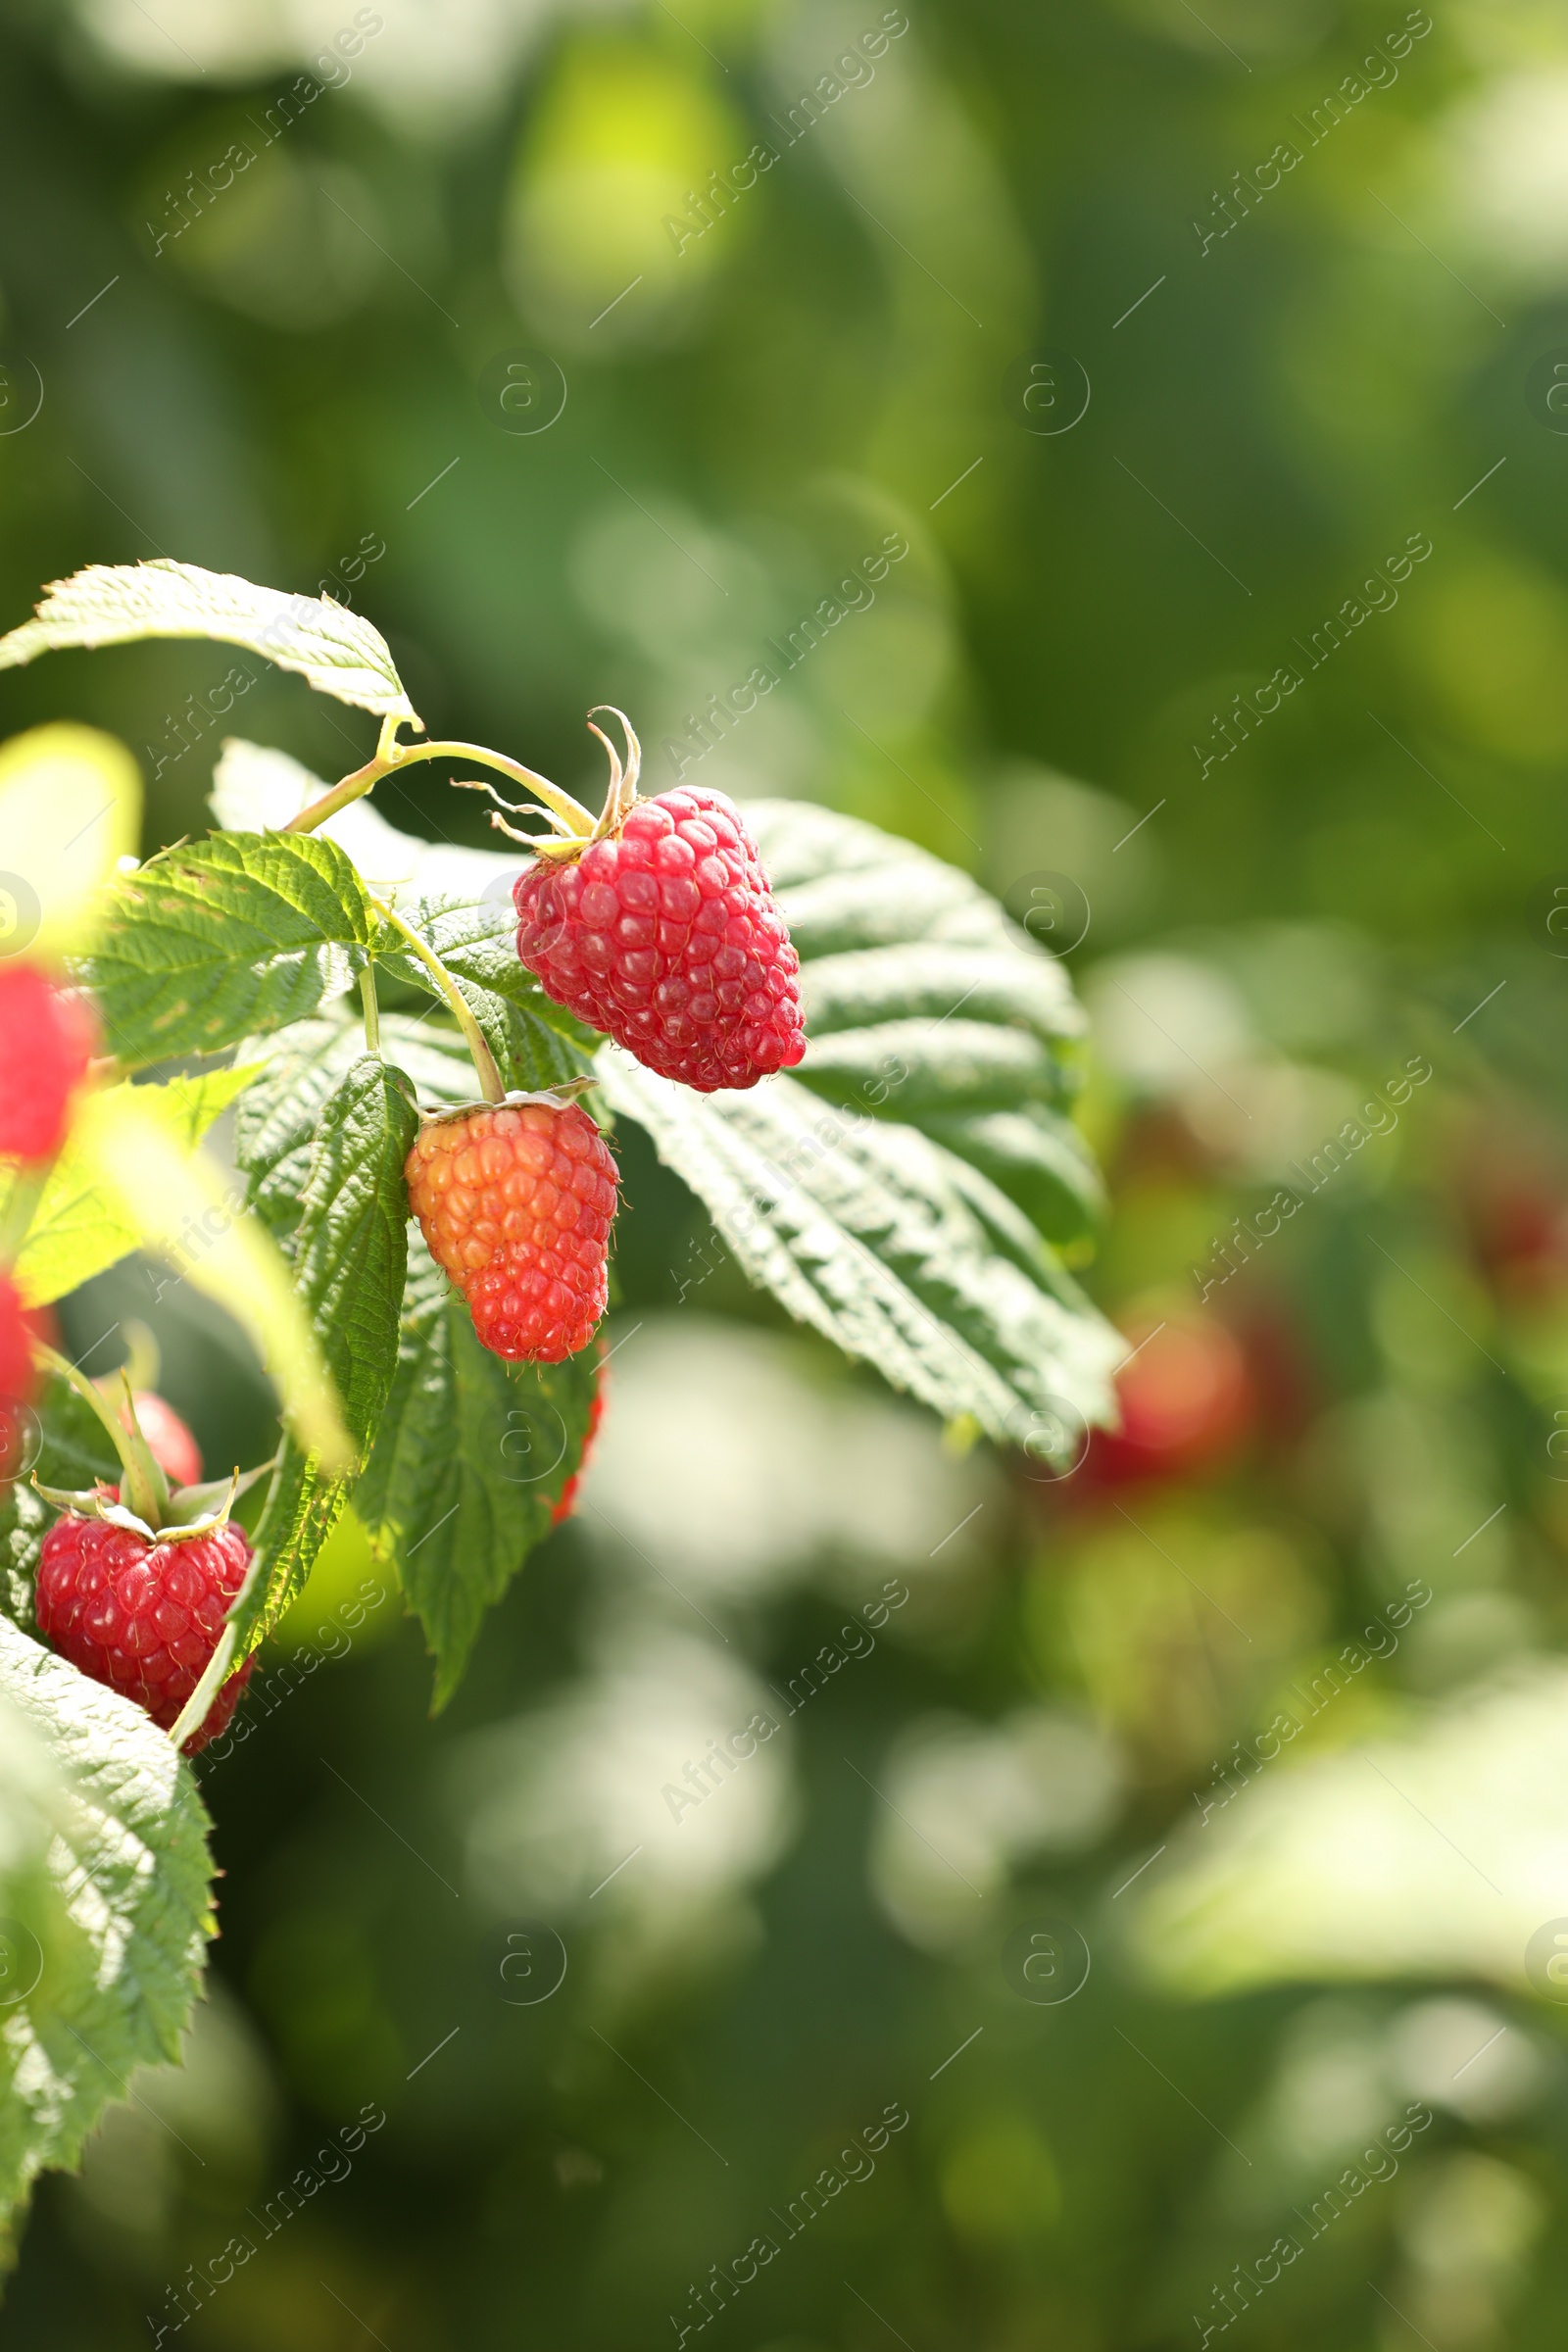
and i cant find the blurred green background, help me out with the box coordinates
[7,0,1568,2343]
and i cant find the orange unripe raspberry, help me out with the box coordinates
[404,1099,618,1363]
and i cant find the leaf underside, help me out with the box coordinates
[0,1620,214,2227]
[595,1050,1119,1449]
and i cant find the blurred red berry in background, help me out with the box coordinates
[1089,1310,1255,1488]
[0,962,96,1162]
[121,1391,202,1490]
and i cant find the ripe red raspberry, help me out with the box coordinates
[36,1505,255,1753]
[550,1366,606,1527]
[0,962,96,1161]
[405,1099,617,1363]
[514,788,806,1092]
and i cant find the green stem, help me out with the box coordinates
[368,894,505,1104]
[359,965,381,1054]
[30,1342,171,1529]
[284,719,595,841]
[283,714,400,835]
[391,740,595,836]
[281,754,386,835]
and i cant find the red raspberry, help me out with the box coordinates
[36,1504,255,1753]
[514,788,806,1092]
[405,1100,617,1363]
[550,1366,606,1526]
[0,1273,36,1480]
[0,1274,31,1414]
[0,962,96,1161]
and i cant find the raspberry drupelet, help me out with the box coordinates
[404,1098,618,1363]
[35,1504,255,1753]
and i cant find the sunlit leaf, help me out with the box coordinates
[234,1012,476,1246]
[0,1064,262,1308]
[80,830,375,1064]
[224,1054,419,1666]
[72,1086,351,1472]
[0,561,415,720]
[0,724,141,964]
[595,1049,1122,1449]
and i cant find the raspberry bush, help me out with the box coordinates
[0,558,1124,2226]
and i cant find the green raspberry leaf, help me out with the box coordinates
[590,799,1122,1448]
[0,1619,214,2234]
[356,1232,599,1711]
[234,1012,473,1248]
[0,561,414,719]
[595,1052,1120,1452]
[744,801,1098,1245]
[226,1054,419,1662]
[80,831,376,1065]
[917,1103,1107,1247]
